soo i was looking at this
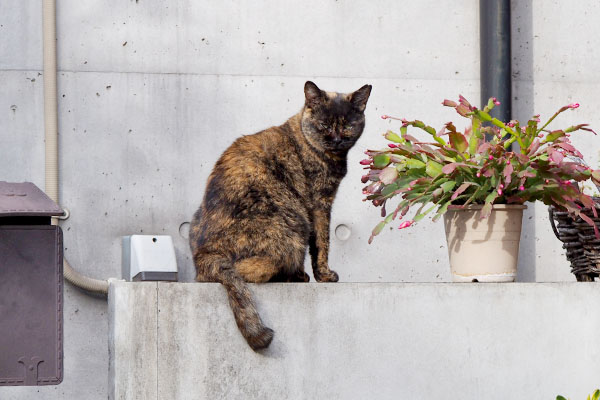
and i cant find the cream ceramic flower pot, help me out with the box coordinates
[443,204,527,282]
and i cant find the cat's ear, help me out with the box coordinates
[304,81,324,107]
[350,84,372,112]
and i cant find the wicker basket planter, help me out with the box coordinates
[549,198,600,281]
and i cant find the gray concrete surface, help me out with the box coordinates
[110,282,600,400]
[2,0,600,398]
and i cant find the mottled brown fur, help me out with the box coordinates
[189,81,371,350]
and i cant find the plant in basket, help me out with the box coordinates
[361,96,600,282]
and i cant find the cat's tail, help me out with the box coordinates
[194,251,274,351]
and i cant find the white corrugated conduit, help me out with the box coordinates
[43,0,110,294]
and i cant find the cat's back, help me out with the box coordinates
[211,122,298,186]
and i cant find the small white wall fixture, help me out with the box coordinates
[122,235,178,281]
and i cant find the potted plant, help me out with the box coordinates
[361,95,600,282]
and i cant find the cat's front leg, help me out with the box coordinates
[309,207,339,282]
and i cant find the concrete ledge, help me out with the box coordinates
[108,282,600,399]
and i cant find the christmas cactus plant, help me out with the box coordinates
[362,96,600,243]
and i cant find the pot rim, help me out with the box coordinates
[447,203,527,211]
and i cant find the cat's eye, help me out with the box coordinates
[319,122,330,130]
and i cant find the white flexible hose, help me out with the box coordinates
[43,0,109,295]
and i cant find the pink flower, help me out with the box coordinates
[492,97,500,106]
[476,172,481,178]
[538,133,544,138]
[519,185,525,191]
[545,179,550,184]
[568,103,580,109]
[507,121,516,128]
[388,143,397,148]
[506,159,511,164]
[398,220,414,229]
[488,155,494,160]
[381,115,390,119]
[499,183,504,189]
[359,159,371,165]
[497,189,503,196]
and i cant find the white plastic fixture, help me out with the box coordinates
[122,235,178,281]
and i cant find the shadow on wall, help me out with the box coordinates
[511,0,535,282]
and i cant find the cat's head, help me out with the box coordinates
[300,81,372,154]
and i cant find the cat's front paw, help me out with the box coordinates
[314,269,339,283]
[289,270,310,282]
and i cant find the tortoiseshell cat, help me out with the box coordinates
[189,81,371,350]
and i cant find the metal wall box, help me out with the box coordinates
[0,182,64,386]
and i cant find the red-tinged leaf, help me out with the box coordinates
[446,122,458,134]
[483,168,494,177]
[514,153,530,164]
[503,162,514,185]
[556,142,583,157]
[549,149,565,165]
[592,170,600,182]
[527,138,540,155]
[477,142,491,154]
[581,127,598,135]
[451,182,473,200]
[442,163,459,174]
[580,194,593,210]
[379,166,398,185]
[449,132,468,153]
[403,134,420,143]
[579,212,600,238]
[518,169,536,178]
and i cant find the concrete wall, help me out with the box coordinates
[2,0,600,398]
[109,282,600,400]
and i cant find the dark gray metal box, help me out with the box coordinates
[0,182,64,386]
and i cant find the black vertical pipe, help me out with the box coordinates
[480,0,511,123]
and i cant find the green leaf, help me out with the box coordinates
[373,154,391,168]
[543,130,565,143]
[414,205,436,222]
[406,159,426,169]
[474,109,492,122]
[449,132,469,153]
[592,389,600,400]
[441,181,457,192]
[426,160,443,177]
[368,221,386,244]
[481,191,498,218]
[385,131,403,143]
[380,183,399,197]
[556,396,567,400]
[432,200,452,222]
[400,126,407,137]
